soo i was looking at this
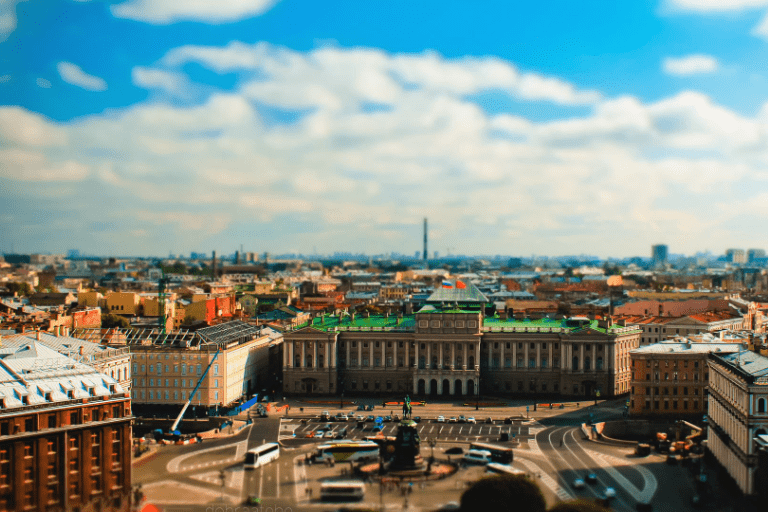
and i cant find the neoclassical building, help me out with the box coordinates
[283,285,641,398]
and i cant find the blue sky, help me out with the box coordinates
[3,0,768,258]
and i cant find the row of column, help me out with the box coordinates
[285,340,337,368]
[414,341,480,370]
[413,376,478,395]
[482,341,617,371]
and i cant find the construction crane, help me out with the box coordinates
[157,267,171,337]
[170,345,222,434]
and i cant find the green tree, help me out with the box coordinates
[101,314,131,329]
[5,282,33,296]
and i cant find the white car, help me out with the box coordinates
[437,415,446,423]
[466,417,477,424]
[572,478,585,490]
[603,487,616,500]
[463,449,492,465]
[448,417,458,423]
[322,430,335,438]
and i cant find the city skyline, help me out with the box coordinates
[4,1,768,256]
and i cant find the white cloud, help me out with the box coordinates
[0,148,89,182]
[7,41,768,256]
[132,67,190,94]
[57,62,107,91]
[0,0,26,42]
[663,54,720,76]
[111,0,278,24]
[36,78,51,89]
[164,42,602,107]
[752,11,768,37]
[666,0,768,11]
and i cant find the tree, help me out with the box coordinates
[5,282,33,296]
[101,314,131,329]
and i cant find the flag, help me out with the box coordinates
[456,280,466,289]
[442,281,453,288]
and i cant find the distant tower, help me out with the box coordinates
[651,244,668,268]
[423,218,428,260]
[212,250,217,278]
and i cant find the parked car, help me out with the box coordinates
[413,416,422,423]
[485,417,493,424]
[320,411,329,421]
[449,417,458,423]
[372,425,383,434]
[463,449,492,465]
[603,488,616,501]
[335,428,348,439]
[322,430,335,438]
[366,415,375,422]
[572,478,585,490]
[586,473,598,484]
[314,430,325,438]
[384,415,393,422]
[458,416,467,423]
[437,416,446,423]
[466,417,477,424]
[305,431,316,438]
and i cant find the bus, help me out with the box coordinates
[486,462,526,476]
[314,442,379,463]
[244,442,280,469]
[469,442,514,464]
[320,481,365,501]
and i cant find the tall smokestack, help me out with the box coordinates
[423,217,428,260]
[212,250,217,278]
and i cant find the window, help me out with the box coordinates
[149,391,153,399]
[149,378,154,386]
[759,398,766,413]
[174,379,178,387]
[181,365,186,375]
[214,379,218,388]
[529,357,535,368]
[517,357,524,368]
[540,358,547,369]
[149,364,154,372]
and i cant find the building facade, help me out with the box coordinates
[629,341,742,417]
[0,339,132,512]
[283,311,641,398]
[707,349,768,495]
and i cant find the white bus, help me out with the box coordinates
[320,481,365,501]
[314,441,379,463]
[244,442,280,469]
[486,462,526,476]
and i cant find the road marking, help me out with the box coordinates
[141,480,241,504]
[168,440,247,473]
[517,458,574,502]
[585,448,657,503]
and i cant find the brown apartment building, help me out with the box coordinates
[0,337,132,512]
[629,340,743,416]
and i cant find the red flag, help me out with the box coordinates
[456,280,466,289]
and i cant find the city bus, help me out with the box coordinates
[320,481,365,501]
[486,462,525,476]
[314,441,379,463]
[244,442,280,469]
[469,442,514,464]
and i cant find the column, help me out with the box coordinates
[413,342,418,368]
[369,342,374,368]
[524,342,529,370]
[382,340,386,368]
[512,341,517,369]
[346,341,350,368]
[358,342,362,369]
[330,340,336,368]
[487,343,493,368]
[548,341,553,369]
[579,344,584,371]
[463,344,467,370]
[313,342,318,370]
[536,343,541,370]
[394,341,398,368]
[439,343,443,369]
[438,379,443,394]
[500,342,505,370]
[475,343,480,370]
[427,343,432,369]
[287,342,293,367]
[449,379,454,394]
[301,342,306,368]
[406,341,410,368]
[451,343,456,370]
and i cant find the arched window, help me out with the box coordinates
[469,356,475,368]
[759,398,766,413]
[596,357,603,370]
[584,357,591,371]
[457,356,463,366]
[318,355,324,368]
[294,357,301,367]
[419,356,426,369]
[572,357,579,371]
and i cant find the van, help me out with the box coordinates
[463,449,492,465]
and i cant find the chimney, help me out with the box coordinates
[79,346,85,356]
[36,330,41,341]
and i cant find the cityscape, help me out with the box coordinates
[5,1,768,512]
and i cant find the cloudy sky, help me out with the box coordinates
[3,0,768,258]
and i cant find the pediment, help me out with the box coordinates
[286,326,331,338]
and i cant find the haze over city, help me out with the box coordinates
[4,1,768,257]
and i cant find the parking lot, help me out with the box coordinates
[279,413,534,444]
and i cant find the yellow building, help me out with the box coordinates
[77,290,104,308]
[105,292,140,315]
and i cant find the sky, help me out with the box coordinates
[3,0,768,258]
